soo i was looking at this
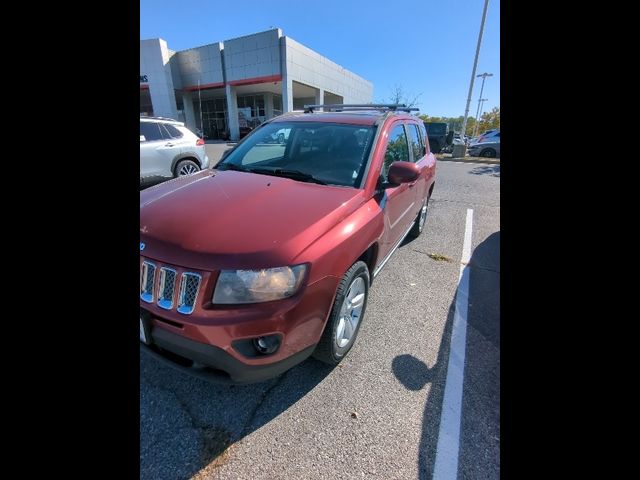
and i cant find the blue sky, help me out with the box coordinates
[140,0,500,118]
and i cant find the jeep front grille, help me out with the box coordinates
[157,267,177,310]
[140,261,156,303]
[177,272,201,314]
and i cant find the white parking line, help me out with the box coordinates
[433,208,474,480]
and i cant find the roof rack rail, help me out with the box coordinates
[303,104,419,113]
[140,115,181,122]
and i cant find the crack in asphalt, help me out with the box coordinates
[141,378,233,468]
[143,379,208,430]
[239,371,289,438]
[142,365,290,472]
[141,425,202,454]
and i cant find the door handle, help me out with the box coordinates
[164,143,174,147]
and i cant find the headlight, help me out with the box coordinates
[212,265,308,304]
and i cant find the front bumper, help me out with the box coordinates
[141,324,316,384]
[139,274,339,383]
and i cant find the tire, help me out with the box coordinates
[480,148,496,158]
[313,261,370,365]
[409,194,430,238]
[278,133,285,143]
[430,140,441,154]
[175,159,201,177]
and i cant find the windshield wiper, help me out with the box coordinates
[217,163,247,172]
[246,167,328,185]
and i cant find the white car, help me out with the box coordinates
[140,117,209,187]
[270,127,291,144]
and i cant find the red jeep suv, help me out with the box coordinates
[140,104,436,383]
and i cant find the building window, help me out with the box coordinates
[237,94,267,129]
[273,94,283,117]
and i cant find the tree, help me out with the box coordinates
[417,108,500,138]
[477,107,500,133]
[386,84,422,108]
[418,114,477,137]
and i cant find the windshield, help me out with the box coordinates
[217,122,377,188]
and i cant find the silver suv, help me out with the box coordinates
[140,117,209,187]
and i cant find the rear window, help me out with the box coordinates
[407,124,425,161]
[163,124,184,139]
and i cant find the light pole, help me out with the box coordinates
[473,73,493,137]
[475,98,488,135]
[455,0,490,157]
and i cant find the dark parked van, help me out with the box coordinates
[424,122,452,154]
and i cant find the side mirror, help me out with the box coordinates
[140,135,146,142]
[387,161,420,186]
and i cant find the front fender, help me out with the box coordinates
[293,197,384,283]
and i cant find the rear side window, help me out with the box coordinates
[407,124,425,161]
[382,125,410,179]
[163,124,184,139]
[417,122,429,153]
[140,122,163,141]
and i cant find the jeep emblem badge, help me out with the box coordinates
[140,242,145,251]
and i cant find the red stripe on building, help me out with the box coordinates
[227,74,282,87]
[182,82,225,91]
[140,85,149,90]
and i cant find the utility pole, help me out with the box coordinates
[475,98,488,135]
[455,0,490,157]
[473,73,493,137]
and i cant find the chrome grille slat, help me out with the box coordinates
[157,267,177,310]
[177,272,201,314]
[140,261,156,303]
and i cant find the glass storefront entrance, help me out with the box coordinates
[194,97,228,140]
[190,93,279,139]
[140,89,153,117]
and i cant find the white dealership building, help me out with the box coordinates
[140,28,374,141]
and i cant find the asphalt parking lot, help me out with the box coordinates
[140,160,500,479]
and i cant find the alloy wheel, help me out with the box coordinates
[335,277,366,349]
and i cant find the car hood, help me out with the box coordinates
[140,170,364,271]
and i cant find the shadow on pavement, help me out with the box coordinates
[469,164,500,177]
[140,355,334,480]
[392,231,500,479]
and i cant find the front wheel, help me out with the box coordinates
[480,148,496,158]
[313,261,370,365]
